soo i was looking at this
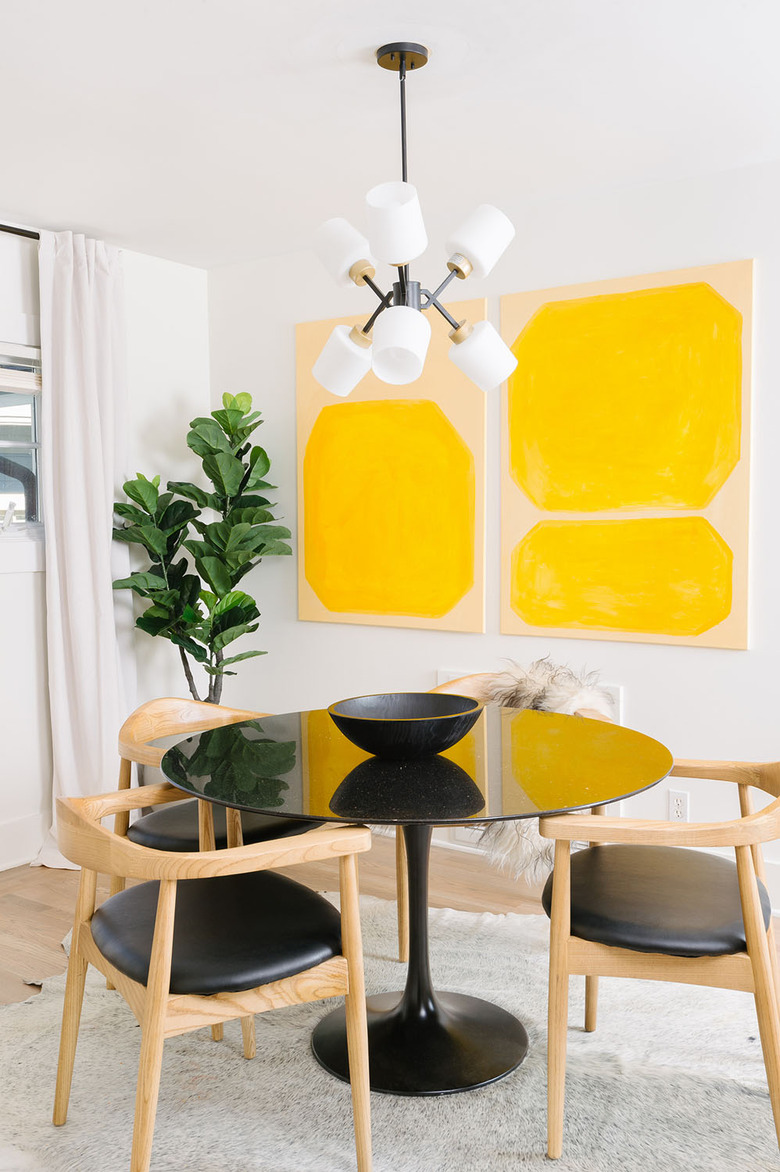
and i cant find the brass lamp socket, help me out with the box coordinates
[448,320,473,346]
[446,253,473,280]
[349,259,376,287]
[349,325,373,349]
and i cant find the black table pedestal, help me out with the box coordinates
[311,823,529,1096]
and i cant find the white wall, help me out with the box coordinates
[0,237,210,870]
[208,158,780,897]
[122,250,211,703]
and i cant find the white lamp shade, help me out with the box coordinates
[366,181,428,265]
[313,218,374,287]
[449,321,518,391]
[372,306,431,385]
[312,325,372,396]
[446,204,515,279]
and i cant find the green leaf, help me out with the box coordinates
[213,620,259,652]
[158,500,197,534]
[246,446,271,485]
[112,571,168,594]
[187,419,232,458]
[202,451,245,497]
[168,631,209,663]
[196,557,233,597]
[234,392,252,413]
[219,649,267,667]
[230,494,273,510]
[123,476,159,514]
[227,506,274,526]
[167,480,211,508]
[136,610,173,637]
[200,590,217,610]
[211,408,245,435]
[213,589,257,617]
[113,502,148,524]
[258,540,293,557]
[136,524,168,556]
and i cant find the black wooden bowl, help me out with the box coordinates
[327,692,482,760]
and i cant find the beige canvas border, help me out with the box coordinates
[296,298,487,633]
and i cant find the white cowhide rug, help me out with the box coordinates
[0,897,777,1172]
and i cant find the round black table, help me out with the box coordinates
[161,704,671,1096]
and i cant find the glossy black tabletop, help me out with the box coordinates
[160,705,672,825]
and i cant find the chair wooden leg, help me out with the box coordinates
[737,845,780,1148]
[223,805,254,1052]
[241,1015,256,1060]
[767,918,780,1009]
[131,880,177,1172]
[53,869,97,1126]
[547,841,571,1160]
[584,976,598,1033]
[107,759,133,988]
[583,805,606,1033]
[340,852,372,1172]
[395,828,409,964]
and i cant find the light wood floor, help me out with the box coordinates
[0,834,544,1006]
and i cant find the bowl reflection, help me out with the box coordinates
[329,754,485,822]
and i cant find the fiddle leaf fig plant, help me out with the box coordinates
[112,393,291,704]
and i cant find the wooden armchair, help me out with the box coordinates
[114,698,324,1048]
[52,782,372,1172]
[539,756,780,1159]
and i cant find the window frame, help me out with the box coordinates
[0,341,44,573]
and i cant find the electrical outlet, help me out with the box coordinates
[668,789,690,821]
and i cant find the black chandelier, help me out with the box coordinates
[312,42,518,396]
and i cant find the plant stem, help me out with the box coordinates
[178,647,202,702]
[208,649,224,704]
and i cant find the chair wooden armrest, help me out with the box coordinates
[539,806,780,848]
[57,792,371,882]
[672,758,780,794]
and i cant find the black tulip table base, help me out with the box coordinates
[311,822,529,1096]
[312,989,529,1096]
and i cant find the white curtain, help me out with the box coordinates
[35,232,135,868]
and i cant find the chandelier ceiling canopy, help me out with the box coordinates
[312,42,519,396]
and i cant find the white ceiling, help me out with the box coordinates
[2,0,779,269]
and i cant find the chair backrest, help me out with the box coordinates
[118,697,265,767]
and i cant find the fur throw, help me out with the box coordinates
[478,659,616,884]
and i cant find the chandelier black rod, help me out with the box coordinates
[362,290,394,335]
[399,52,408,184]
[427,297,460,330]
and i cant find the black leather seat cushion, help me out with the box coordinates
[91,872,342,994]
[541,844,771,957]
[127,799,321,852]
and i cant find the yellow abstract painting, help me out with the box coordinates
[297,300,486,632]
[501,261,752,648]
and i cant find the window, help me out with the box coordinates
[0,344,41,529]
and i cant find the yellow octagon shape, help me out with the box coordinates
[304,399,475,617]
[511,517,733,637]
[508,282,742,511]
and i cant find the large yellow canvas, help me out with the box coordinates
[297,299,486,632]
[500,261,752,648]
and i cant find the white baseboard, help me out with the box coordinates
[0,812,47,871]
